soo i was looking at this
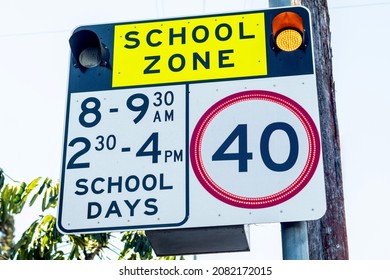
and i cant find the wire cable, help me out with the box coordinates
[0,167,20,183]
[330,2,390,10]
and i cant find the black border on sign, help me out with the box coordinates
[59,6,316,233]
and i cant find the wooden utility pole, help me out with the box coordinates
[269,0,349,259]
[299,0,349,260]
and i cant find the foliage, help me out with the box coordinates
[0,171,178,260]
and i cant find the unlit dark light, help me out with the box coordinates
[79,47,102,68]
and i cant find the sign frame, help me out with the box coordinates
[58,6,326,234]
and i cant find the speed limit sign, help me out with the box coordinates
[58,6,326,234]
[185,77,326,228]
[191,90,320,209]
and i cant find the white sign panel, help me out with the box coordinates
[186,76,325,227]
[59,85,189,232]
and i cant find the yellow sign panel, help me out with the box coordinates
[113,12,267,87]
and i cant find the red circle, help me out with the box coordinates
[190,90,321,209]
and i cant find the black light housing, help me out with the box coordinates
[69,29,109,70]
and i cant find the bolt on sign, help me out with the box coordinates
[58,6,326,234]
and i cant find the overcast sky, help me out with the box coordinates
[1,0,390,260]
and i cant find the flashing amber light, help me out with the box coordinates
[272,12,304,52]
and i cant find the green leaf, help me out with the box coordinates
[29,192,39,207]
[0,171,5,189]
[42,188,48,212]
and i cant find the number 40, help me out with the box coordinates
[211,123,299,173]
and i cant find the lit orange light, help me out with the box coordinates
[272,12,304,52]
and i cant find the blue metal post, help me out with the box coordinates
[269,0,291,7]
